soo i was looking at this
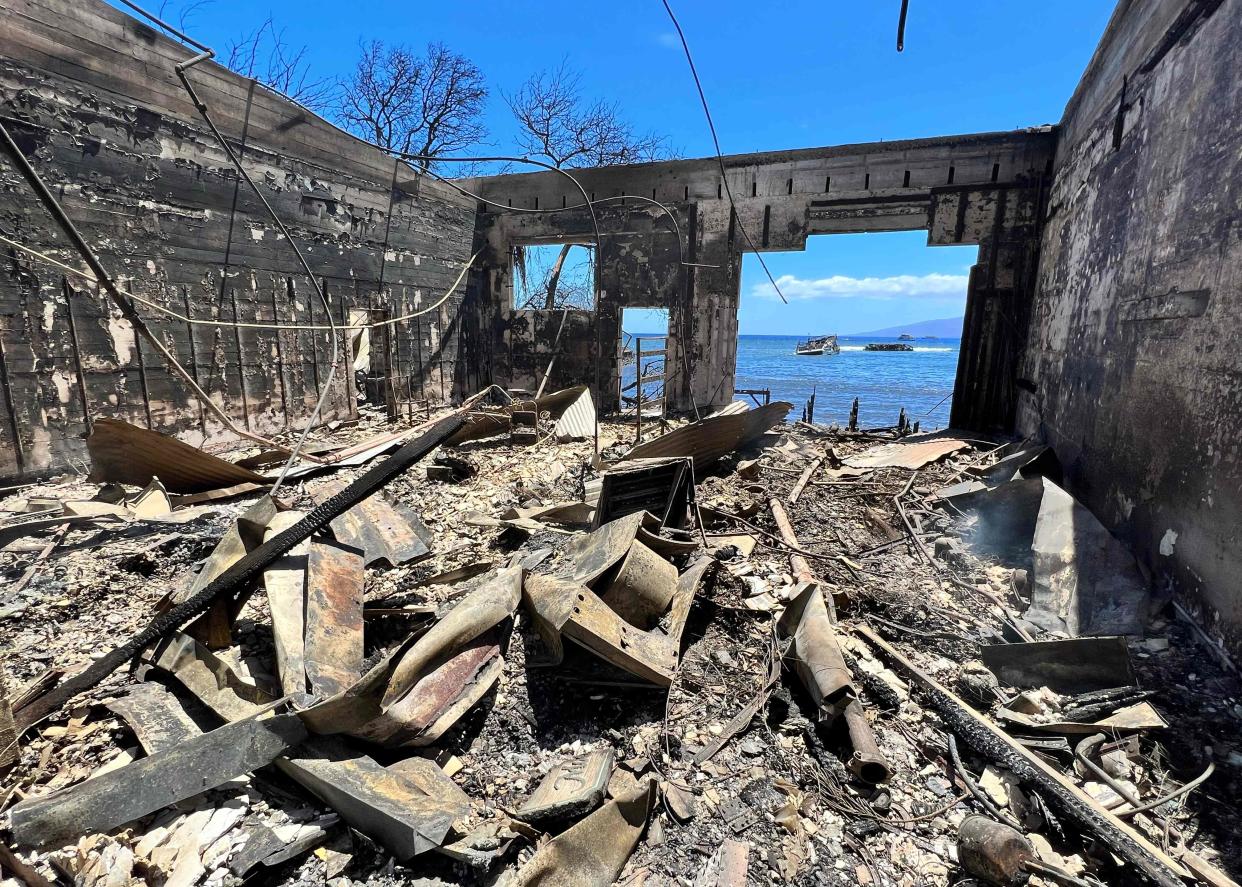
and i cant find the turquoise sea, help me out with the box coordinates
[622,334,960,430]
[730,335,960,430]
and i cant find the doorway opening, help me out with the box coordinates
[619,307,670,435]
[736,230,977,430]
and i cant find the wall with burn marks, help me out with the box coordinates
[0,0,476,479]
[462,131,1055,419]
[1018,0,1241,654]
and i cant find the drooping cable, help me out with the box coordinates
[659,0,789,306]
[0,231,478,331]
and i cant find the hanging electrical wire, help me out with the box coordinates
[0,231,478,332]
[659,0,789,305]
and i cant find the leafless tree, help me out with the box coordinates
[335,41,487,170]
[506,63,671,308]
[222,17,333,111]
[506,62,669,169]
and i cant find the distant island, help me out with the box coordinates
[846,316,964,338]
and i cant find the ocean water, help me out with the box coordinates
[732,335,960,430]
[621,334,960,430]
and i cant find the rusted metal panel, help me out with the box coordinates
[10,713,307,850]
[105,682,203,755]
[516,746,614,824]
[320,479,432,568]
[276,740,462,860]
[843,433,969,469]
[622,402,792,468]
[263,511,309,697]
[304,538,365,699]
[85,418,269,492]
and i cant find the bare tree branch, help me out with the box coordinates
[505,61,670,170]
[506,62,672,308]
[335,41,487,171]
[221,16,334,111]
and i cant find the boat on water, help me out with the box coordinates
[865,342,914,352]
[794,334,840,356]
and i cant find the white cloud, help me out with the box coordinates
[655,32,681,49]
[752,272,968,302]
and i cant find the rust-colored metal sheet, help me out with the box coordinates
[621,402,792,468]
[358,631,503,747]
[86,418,268,493]
[276,740,462,860]
[843,432,968,469]
[446,385,588,445]
[263,511,309,697]
[516,746,614,823]
[304,539,365,699]
[523,556,714,687]
[319,479,432,567]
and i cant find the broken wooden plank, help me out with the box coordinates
[516,747,614,824]
[10,713,307,850]
[105,682,203,754]
[319,479,432,567]
[276,740,462,860]
[263,511,309,697]
[788,457,823,505]
[856,625,1188,887]
[304,539,364,698]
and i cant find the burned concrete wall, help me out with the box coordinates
[1018,0,1241,652]
[462,132,1055,420]
[0,0,476,479]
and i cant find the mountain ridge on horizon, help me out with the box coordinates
[842,316,965,338]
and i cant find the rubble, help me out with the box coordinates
[1,404,1239,887]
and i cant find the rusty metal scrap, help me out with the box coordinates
[303,539,365,698]
[777,583,856,722]
[10,712,308,850]
[297,567,522,739]
[957,815,1037,886]
[276,739,465,860]
[622,401,793,468]
[86,418,269,493]
[516,746,614,824]
[509,777,657,887]
[843,432,968,470]
[105,682,203,755]
[524,556,713,687]
[598,540,677,630]
[138,631,274,722]
[319,478,433,568]
[263,511,310,697]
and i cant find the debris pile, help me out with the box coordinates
[1,395,1239,886]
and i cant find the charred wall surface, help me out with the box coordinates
[461,131,1055,422]
[0,0,476,479]
[1019,0,1241,653]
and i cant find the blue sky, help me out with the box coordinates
[121,0,1113,334]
